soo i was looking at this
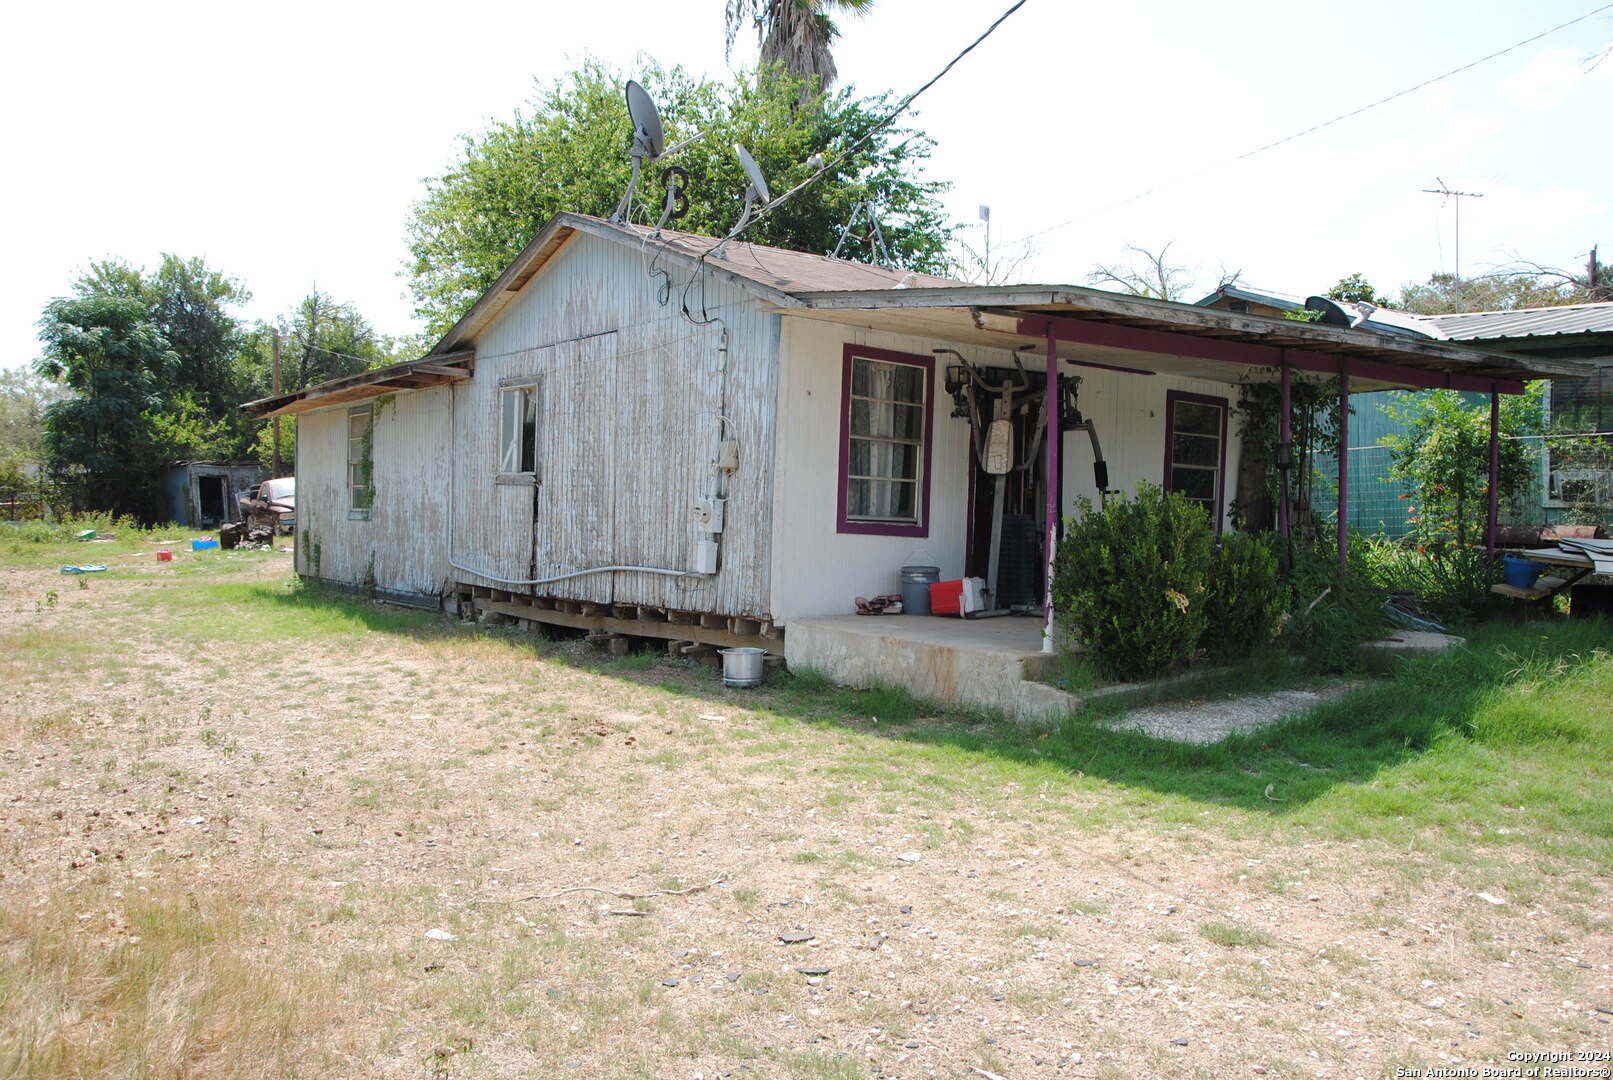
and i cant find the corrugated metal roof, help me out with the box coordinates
[1426,302,1613,341]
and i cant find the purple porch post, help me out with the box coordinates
[1278,363,1292,539]
[1336,364,1350,578]
[1486,389,1500,560]
[1043,332,1060,653]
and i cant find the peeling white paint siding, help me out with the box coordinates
[370,389,454,595]
[451,233,778,616]
[293,386,454,599]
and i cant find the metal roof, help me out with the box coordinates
[1426,302,1613,341]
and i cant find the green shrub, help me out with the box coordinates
[1052,483,1214,681]
[1282,536,1387,672]
[1200,531,1286,660]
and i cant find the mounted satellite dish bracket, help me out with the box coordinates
[830,202,893,267]
[711,144,771,260]
[652,165,691,236]
[611,80,666,225]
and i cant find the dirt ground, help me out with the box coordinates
[2,551,1610,1080]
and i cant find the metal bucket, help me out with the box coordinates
[900,563,940,616]
[719,647,767,688]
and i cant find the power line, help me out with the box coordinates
[1006,2,1613,251]
[733,0,1029,239]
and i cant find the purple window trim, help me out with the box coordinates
[836,343,935,538]
[1162,389,1229,533]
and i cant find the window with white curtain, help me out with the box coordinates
[838,347,932,536]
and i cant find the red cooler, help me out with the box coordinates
[930,579,965,616]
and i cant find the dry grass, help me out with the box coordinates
[0,880,325,1078]
[0,545,1609,1079]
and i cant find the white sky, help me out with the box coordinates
[4,0,1610,373]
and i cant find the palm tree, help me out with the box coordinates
[725,0,875,93]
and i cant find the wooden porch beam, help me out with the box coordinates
[1014,314,1525,395]
[410,363,473,379]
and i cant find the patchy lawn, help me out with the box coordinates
[1,536,1609,1079]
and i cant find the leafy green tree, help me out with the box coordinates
[1380,385,1545,549]
[71,254,262,457]
[725,0,875,92]
[1394,272,1580,314]
[255,289,397,392]
[33,295,179,518]
[1327,273,1386,306]
[0,369,67,486]
[406,59,953,335]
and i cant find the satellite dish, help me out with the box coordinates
[1304,296,1352,327]
[735,143,770,203]
[625,80,664,161]
[711,144,773,259]
[610,80,666,224]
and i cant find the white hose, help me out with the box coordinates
[448,556,701,587]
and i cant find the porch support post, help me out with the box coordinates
[1336,362,1350,578]
[1278,362,1292,540]
[1043,331,1060,653]
[1486,388,1501,561]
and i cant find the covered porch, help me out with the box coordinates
[784,285,1588,656]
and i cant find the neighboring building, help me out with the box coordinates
[245,213,1577,699]
[1196,289,1613,533]
[162,461,266,529]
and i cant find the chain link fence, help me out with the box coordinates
[0,478,131,523]
[1323,432,1613,538]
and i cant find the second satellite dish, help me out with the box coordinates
[711,144,772,257]
[735,143,771,204]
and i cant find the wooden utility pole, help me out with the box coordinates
[1422,178,1483,279]
[271,330,283,477]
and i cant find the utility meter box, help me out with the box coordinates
[692,497,724,533]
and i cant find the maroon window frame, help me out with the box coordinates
[836,344,935,537]
[1162,390,1229,530]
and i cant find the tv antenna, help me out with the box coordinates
[830,202,892,267]
[1422,177,1483,279]
[711,144,771,259]
[611,80,666,224]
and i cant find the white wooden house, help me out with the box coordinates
[245,212,1578,699]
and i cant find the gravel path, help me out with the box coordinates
[1108,684,1360,743]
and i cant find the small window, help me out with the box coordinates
[1163,391,1227,526]
[500,383,540,479]
[837,346,933,536]
[348,408,373,516]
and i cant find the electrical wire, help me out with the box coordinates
[1006,1,1613,251]
[725,0,1030,243]
[287,337,387,368]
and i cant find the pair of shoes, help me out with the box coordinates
[854,594,905,615]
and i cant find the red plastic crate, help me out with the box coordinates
[929,579,964,616]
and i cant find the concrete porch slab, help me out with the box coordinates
[785,613,1069,721]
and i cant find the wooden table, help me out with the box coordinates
[1490,547,1597,601]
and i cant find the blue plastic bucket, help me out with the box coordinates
[1501,556,1544,589]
